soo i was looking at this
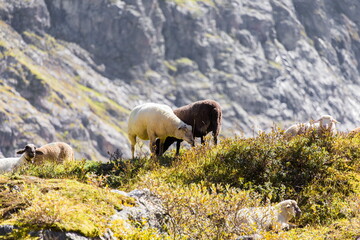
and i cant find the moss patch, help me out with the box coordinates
[0,176,134,238]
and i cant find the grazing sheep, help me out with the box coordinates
[127,103,194,158]
[284,115,339,137]
[236,200,301,232]
[0,144,41,173]
[155,99,222,155]
[28,142,75,164]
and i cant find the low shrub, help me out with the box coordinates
[136,176,262,239]
[5,130,360,239]
[142,130,360,226]
[0,176,134,239]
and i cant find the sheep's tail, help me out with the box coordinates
[211,106,222,143]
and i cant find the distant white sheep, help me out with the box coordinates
[284,122,312,137]
[284,115,339,137]
[235,199,301,232]
[313,115,339,135]
[29,142,75,164]
[0,144,40,173]
[127,103,194,158]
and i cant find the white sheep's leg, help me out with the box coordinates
[281,222,290,230]
[128,134,137,159]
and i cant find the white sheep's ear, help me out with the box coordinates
[332,119,340,124]
[16,149,25,154]
[36,150,44,155]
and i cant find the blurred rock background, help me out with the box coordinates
[1,0,360,160]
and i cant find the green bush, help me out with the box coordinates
[147,130,360,226]
[9,130,360,239]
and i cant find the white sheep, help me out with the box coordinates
[27,142,75,164]
[312,115,339,135]
[284,122,313,137]
[284,115,339,137]
[155,99,222,156]
[127,103,194,158]
[235,199,301,232]
[0,144,40,173]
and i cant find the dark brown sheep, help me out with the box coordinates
[155,99,222,156]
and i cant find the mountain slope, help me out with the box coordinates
[1,0,360,159]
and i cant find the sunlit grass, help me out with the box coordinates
[2,130,360,239]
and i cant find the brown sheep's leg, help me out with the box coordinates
[200,136,204,145]
[158,139,164,156]
[155,139,161,156]
[175,140,181,155]
[213,133,218,145]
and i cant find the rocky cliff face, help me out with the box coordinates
[1,0,360,160]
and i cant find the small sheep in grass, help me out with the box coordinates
[25,142,75,164]
[155,99,222,156]
[284,115,339,137]
[0,144,41,173]
[313,115,339,135]
[127,103,194,158]
[236,200,301,232]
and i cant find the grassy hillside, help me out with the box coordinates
[1,130,360,239]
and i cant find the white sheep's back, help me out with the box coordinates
[236,206,278,231]
[128,103,180,140]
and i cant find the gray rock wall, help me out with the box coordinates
[1,0,360,159]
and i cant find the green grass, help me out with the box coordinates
[0,174,134,239]
[1,130,360,239]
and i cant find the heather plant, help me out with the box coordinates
[139,129,360,228]
[86,149,156,188]
[14,149,151,189]
[4,129,360,239]
[136,175,262,239]
[15,158,89,180]
[0,176,134,239]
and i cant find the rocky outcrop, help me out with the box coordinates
[111,189,168,232]
[1,0,360,159]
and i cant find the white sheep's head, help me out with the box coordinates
[314,115,339,130]
[16,144,44,163]
[277,200,302,221]
[176,123,194,146]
